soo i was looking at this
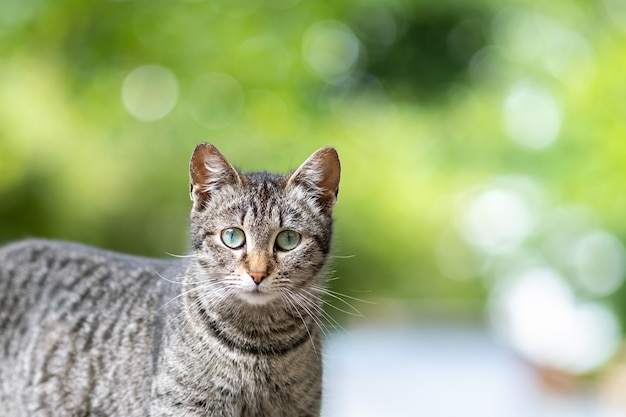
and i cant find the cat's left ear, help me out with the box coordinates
[287,147,341,212]
[190,143,242,211]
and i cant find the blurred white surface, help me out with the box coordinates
[322,325,624,417]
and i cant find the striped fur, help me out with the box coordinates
[0,144,340,416]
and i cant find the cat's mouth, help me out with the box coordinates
[238,284,279,306]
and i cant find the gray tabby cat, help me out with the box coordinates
[0,143,341,417]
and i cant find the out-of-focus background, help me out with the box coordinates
[2,0,626,415]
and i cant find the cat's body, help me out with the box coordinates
[0,240,177,416]
[0,144,340,416]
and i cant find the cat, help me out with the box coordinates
[0,143,341,417]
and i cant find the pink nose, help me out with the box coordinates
[249,271,268,285]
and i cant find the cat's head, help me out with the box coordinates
[187,143,340,308]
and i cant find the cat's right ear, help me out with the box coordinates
[189,143,241,211]
[287,147,341,213]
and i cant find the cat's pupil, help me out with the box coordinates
[221,228,246,249]
[275,230,301,251]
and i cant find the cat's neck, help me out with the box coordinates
[181,287,321,356]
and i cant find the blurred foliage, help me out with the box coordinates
[1,0,626,338]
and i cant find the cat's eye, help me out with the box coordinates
[221,228,246,249]
[275,230,301,251]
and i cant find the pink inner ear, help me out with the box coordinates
[316,150,341,202]
[289,147,341,208]
[189,143,240,209]
[189,145,214,207]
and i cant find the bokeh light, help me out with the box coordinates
[302,20,361,83]
[492,9,596,90]
[122,65,179,122]
[0,0,42,31]
[572,231,626,297]
[349,5,399,49]
[502,81,562,150]
[447,173,625,375]
[457,176,544,253]
[490,267,621,374]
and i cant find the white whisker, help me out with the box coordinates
[323,287,375,303]
[309,287,367,317]
[281,291,316,356]
[285,289,330,339]
[165,252,198,259]
[155,271,185,285]
[297,290,346,334]
[330,254,356,259]
[158,274,235,311]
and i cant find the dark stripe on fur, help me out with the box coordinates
[197,306,312,356]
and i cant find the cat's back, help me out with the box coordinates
[0,239,179,416]
[0,238,176,326]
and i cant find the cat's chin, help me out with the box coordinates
[236,289,280,306]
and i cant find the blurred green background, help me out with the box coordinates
[2,0,626,380]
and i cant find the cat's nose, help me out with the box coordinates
[249,271,268,285]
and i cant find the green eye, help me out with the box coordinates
[275,230,301,251]
[221,228,246,249]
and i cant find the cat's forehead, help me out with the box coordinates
[208,172,285,221]
[239,172,316,226]
[243,171,287,195]
[195,169,321,231]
